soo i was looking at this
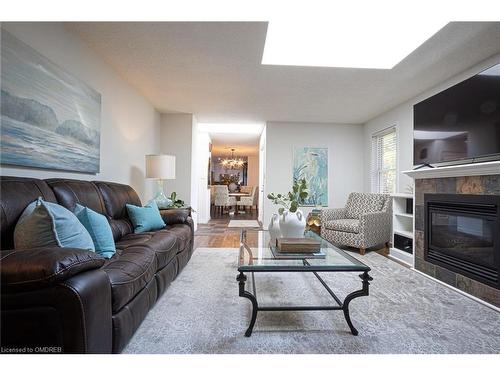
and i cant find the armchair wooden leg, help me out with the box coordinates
[359,247,366,256]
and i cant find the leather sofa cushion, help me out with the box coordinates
[93,181,142,242]
[324,219,360,234]
[164,224,192,249]
[93,181,141,219]
[101,246,156,313]
[0,176,57,250]
[45,179,106,214]
[116,230,178,270]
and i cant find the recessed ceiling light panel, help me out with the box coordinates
[262,18,447,69]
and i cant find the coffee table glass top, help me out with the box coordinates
[238,230,370,272]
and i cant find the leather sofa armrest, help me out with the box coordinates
[160,208,191,225]
[2,268,112,353]
[159,209,194,256]
[1,247,105,292]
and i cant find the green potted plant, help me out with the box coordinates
[267,178,309,238]
[168,192,185,208]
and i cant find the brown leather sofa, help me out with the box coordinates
[0,176,194,353]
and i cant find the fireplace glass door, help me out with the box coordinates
[425,194,500,289]
[430,212,494,270]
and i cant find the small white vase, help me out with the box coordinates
[279,209,306,238]
[268,213,281,246]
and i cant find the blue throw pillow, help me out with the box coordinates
[126,200,166,234]
[74,204,116,258]
[14,198,95,251]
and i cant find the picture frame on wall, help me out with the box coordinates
[292,147,328,206]
[0,30,101,173]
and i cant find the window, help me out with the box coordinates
[371,127,397,194]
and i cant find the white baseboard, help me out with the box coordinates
[389,247,413,267]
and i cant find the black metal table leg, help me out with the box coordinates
[342,271,372,335]
[237,268,372,337]
[237,272,258,337]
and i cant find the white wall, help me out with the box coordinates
[159,113,194,204]
[195,131,211,224]
[363,52,500,193]
[190,117,199,228]
[0,23,160,201]
[264,121,365,225]
[258,126,266,223]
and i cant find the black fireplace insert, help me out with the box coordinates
[424,194,500,289]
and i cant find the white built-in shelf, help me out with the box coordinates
[394,229,414,239]
[390,193,415,268]
[403,160,500,179]
[395,212,413,219]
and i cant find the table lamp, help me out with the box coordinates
[145,154,176,209]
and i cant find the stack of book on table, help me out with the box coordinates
[270,237,326,259]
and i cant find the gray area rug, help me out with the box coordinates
[124,248,500,354]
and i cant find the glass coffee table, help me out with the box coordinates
[237,229,372,337]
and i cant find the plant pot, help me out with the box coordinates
[228,182,238,192]
[268,213,281,246]
[279,209,306,238]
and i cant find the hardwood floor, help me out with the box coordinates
[194,210,261,249]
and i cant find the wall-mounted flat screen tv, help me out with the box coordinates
[413,62,500,166]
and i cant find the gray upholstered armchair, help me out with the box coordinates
[320,192,392,255]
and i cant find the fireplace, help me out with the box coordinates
[425,194,500,290]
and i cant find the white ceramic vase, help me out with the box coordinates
[268,213,281,246]
[228,182,238,192]
[279,209,306,238]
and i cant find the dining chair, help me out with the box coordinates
[213,185,237,216]
[237,186,258,213]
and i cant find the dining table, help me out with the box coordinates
[228,192,251,197]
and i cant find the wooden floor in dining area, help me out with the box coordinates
[194,210,261,249]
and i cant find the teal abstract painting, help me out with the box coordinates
[1,30,101,173]
[293,147,328,206]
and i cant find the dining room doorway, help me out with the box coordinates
[195,123,264,226]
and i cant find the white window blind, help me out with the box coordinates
[371,127,397,194]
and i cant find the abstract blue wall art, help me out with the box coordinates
[1,30,101,173]
[293,147,328,206]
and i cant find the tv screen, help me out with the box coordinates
[413,62,500,166]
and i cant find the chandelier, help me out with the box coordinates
[220,148,245,169]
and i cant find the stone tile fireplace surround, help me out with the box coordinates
[413,174,500,307]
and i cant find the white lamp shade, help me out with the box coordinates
[145,154,176,179]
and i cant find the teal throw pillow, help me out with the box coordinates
[14,198,95,251]
[74,204,116,258]
[126,200,166,234]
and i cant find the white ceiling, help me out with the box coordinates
[209,133,260,157]
[68,22,500,124]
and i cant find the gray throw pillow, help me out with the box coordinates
[14,198,95,251]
